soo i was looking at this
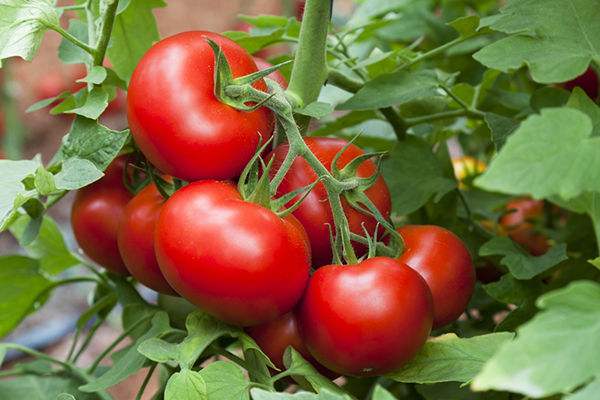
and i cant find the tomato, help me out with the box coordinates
[252,57,289,90]
[155,180,311,326]
[561,67,599,101]
[245,309,338,380]
[451,156,487,189]
[397,225,475,330]
[500,198,550,256]
[267,137,392,268]
[71,155,132,275]
[127,31,274,181]
[117,181,178,295]
[298,257,433,376]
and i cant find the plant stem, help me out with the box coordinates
[286,0,331,133]
[93,0,120,66]
[135,363,157,400]
[405,109,483,127]
[398,36,466,71]
[45,23,98,57]
[73,312,108,363]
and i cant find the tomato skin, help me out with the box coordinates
[500,198,549,256]
[252,57,289,90]
[245,310,339,380]
[562,67,599,101]
[268,137,392,268]
[127,31,273,181]
[71,156,132,275]
[397,225,475,330]
[117,182,178,295]
[155,180,311,326]
[298,257,433,377]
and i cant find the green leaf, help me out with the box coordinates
[484,113,519,151]
[472,281,600,397]
[54,158,104,191]
[58,19,91,64]
[0,159,41,231]
[415,381,482,400]
[106,0,166,82]
[565,379,600,400]
[250,389,316,400]
[337,70,441,110]
[530,87,570,112]
[18,198,45,246]
[9,215,79,275]
[589,257,600,271]
[0,375,95,400]
[65,87,109,120]
[33,165,57,196]
[295,102,334,119]
[165,369,207,400]
[79,312,171,392]
[483,274,541,305]
[237,330,277,380]
[473,0,600,83]
[446,15,495,40]
[566,87,600,137]
[387,333,514,384]
[0,0,60,64]
[26,91,71,113]
[179,310,240,369]
[371,385,396,400]
[77,66,108,85]
[310,111,381,137]
[381,135,457,216]
[138,338,180,364]
[199,361,250,400]
[474,108,600,200]
[57,394,77,400]
[479,237,568,280]
[284,347,351,398]
[0,256,53,338]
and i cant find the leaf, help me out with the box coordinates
[474,108,600,201]
[179,310,240,369]
[337,70,441,110]
[165,369,207,400]
[473,0,600,83]
[416,381,482,400]
[54,158,104,191]
[77,66,108,85]
[295,102,334,119]
[0,159,41,231]
[58,19,91,64]
[79,312,171,392]
[566,87,600,137]
[446,15,495,40]
[0,375,95,400]
[371,385,396,400]
[589,257,600,271]
[138,338,180,364]
[564,379,600,400]
[199,361,250,400]
[284,347,351,398]
[484,113,519,151]
[250,389,315,400]
[472,281,600,397]
[0,256,53,338]
[8,215,79,275]
[479,237,568,280]
[483,274,542,305]
[387,333,514,384]
[106,0,166,82]
[65,87,109,120]
[381,135,457,216]
[57,394,77,400]
[0,0,60,64]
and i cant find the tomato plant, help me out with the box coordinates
[154,180,311,326]
[127,31,274,181]
[298,257,433,376]
[268,137,392,267]
[500,198,550,256]
[71,155,132,276]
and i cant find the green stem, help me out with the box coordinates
[398,36,466,71]
[73,312,107,363]
[92,0,120,66]
[59,4,87,11]
[405,109,484,127]
[135,363,157,400]
[87,316,147,374]
[0,60,27,159]
[286,0,331,133]
[48,23,97,58]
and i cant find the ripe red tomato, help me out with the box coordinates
[500,198,549,256]
[298,257,433,376]
[245,309,338,380]
[127,31,274,181]
[117,181,178,295]
[561,67,599,101]
[397,225,475,330]
[252,57,289,90]
[71,155,132,275]
[267,137,392,268]
[155,180,311,326]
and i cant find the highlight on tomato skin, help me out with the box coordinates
[298,257,434,377]
[71,155,133,276]
[397,225,476,330]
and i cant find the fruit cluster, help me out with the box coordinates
[71,31,476,378]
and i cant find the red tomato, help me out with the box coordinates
[127,31,274,181]
[267,137,392,268]
[155,180,311,326]
[117,181,178,295]
[245,310,338,380]
[298,257,433,376]
[500,198,549,256]
[71,155,132,275]
[397,225,475,330]
[252,57,289,90]
[562,67,599,101]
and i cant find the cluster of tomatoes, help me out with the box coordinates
[71,31,476,378]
